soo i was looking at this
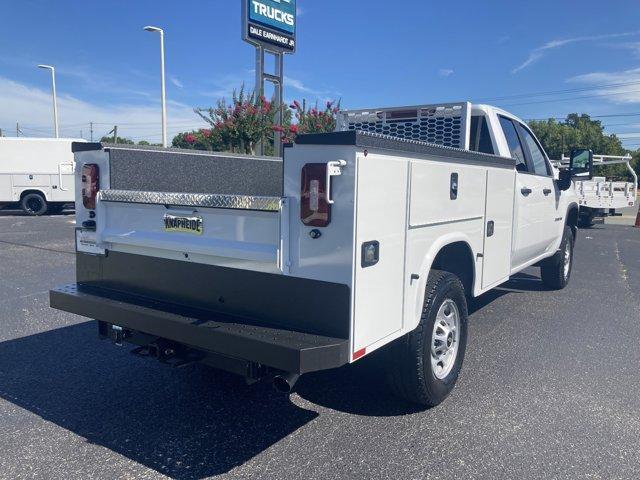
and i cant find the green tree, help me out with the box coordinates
[100,135,134,145]
[195,86,279,155]
[528,114,636,179]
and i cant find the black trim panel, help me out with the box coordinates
[76,251,350,339]
[72,142,102,153]
[50,284,348,374]
[295,131,516,169]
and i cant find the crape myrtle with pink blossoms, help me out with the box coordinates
[172,85,340,155]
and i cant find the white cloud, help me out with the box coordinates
[606,41,640,58]
[438,68,454,77]
[512,30,640,73]
[170,76,184,89]
[284,76,340,101]
[284,76,323,95]
[566,67,640,104]
[0,76,207,142]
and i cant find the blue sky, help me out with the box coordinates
[2,0,640,148]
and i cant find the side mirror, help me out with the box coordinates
[569,148,593,179]
[557,149,593,191]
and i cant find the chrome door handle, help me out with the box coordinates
[520,187,532,196]
[543,188,552,195]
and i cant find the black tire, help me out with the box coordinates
[578,209,595,228]
[384,270,468,407]
[20,193,48,216]
[540,225,574,290]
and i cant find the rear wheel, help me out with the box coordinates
[384,270,468,407]
[20,193,48,216]
[541,225,574,290]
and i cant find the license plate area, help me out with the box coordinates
[163,214,204,235]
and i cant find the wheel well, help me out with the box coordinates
[566,205,579,236]
[431,241,475,296]
[19,189,47,201]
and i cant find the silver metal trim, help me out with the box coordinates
[408,215,483,229]
[98,189,281,212]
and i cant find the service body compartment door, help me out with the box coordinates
[481,168,515,288]
[353,154,408,351]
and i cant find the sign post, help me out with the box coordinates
[243,0,296,156]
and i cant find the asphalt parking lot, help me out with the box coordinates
[1,213,639,479]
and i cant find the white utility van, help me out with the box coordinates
[0,137,85,215]
[50,102,591,407]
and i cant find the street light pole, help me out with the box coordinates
[37,64,59,138]
[144,25,167,148]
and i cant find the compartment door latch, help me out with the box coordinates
[326,160,347,204]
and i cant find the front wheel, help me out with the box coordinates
[20,193,48,216]
[540,225,574,290]
[384,270,468,407]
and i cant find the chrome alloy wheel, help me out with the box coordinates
[563,239,572,279]
[431,299,460,380]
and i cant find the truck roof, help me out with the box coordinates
[0,137,86,142]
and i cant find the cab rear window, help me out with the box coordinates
[469,115,495,155]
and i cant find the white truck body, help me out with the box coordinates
[0,137,85,214]
[51,104,582,405]
[567,155,636,224]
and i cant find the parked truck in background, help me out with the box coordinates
[555,154,636,227]
[50,102,592,407]
[0,137,86,215]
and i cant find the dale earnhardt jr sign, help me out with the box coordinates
[242,0,296,53]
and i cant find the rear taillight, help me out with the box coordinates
[300,163,331,227]
[81,163,99,209]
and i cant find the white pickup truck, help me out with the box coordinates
[50,102,591,406]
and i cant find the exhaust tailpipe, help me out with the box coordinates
[273,372,300,393]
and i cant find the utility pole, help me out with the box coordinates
[16,122,19,137]
[90,122,94,142]
[106,125,118,144]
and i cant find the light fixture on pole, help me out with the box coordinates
[143,25,167,148]
[37,64,59,138]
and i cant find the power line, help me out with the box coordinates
[475,80,640,103]
[501,89,640,107]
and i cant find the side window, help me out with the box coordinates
[499,116,528,172]
[519,127,550,176]
[469,115,495,154]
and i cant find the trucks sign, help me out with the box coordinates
[243,0,296,53]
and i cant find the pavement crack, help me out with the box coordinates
[0,239,74,256]
[614,240,631,293]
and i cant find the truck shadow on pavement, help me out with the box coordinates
[0,272,546,478]
[0,322,317,479]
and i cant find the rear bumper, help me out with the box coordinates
[50,283,349,374]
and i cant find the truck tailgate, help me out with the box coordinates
[95,189,283,271]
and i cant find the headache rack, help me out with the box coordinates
[336,101,471,150]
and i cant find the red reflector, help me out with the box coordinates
[352,347,366,361]
[81,163,99,209]
[300,163,331,227]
